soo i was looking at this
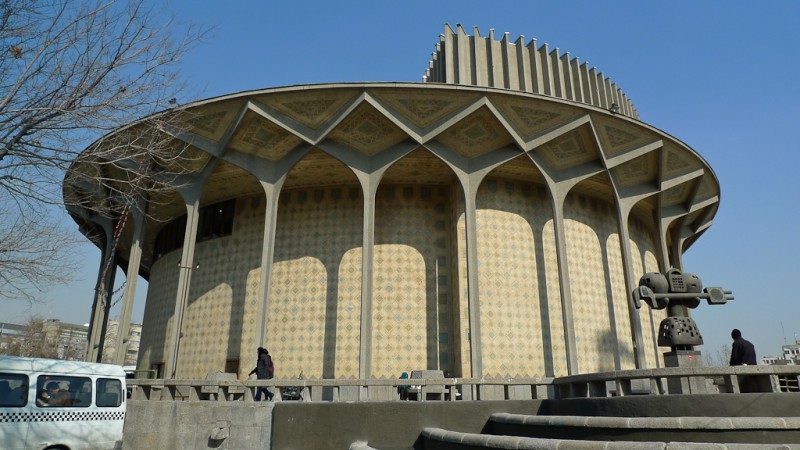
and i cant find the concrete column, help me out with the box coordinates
[113,204,145,366]
[165,162,216,379]
[549,190,579,374]
[166,194,201,379]
[86,218,116,363]
[357,182,378,379]
[255,182,283,348]
[463,185,483,379]
[615,203,647,369]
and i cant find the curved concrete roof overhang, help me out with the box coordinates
[64,82,720,279]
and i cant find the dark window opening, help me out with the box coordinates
[153,199,236,261]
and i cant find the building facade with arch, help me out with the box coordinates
[66,25,719,380]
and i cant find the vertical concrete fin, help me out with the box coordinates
[444,24,456,84]
[560,52,575,100]
[539,43,553,96]
[570,56,584,102]
[456,24,471,85]
[501,32,513,89]
[550,48,564,98]
[581,63,594,105]
[515,35,532,92]
[528,39,543,94]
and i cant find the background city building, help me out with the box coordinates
[0,319,140,365]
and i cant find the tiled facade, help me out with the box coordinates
[139,171,672,379]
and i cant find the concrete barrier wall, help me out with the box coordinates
[123,401,274,450]
[121,394,800,449]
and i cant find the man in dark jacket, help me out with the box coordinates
[729,329,757,366]
[730,329,758,393]
[249,347,274,401]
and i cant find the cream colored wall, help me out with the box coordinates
[140,184,669,379]
[564,194,620,374]
[267,187,363,379]
[475,180,549,378]
[629,216,669,367]
[138,251,179,373]
[139,195,265,379]
[372,186,455,379]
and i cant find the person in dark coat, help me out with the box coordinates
[730,328,758,393]
[729,329,757,366]
[249,347,274,401]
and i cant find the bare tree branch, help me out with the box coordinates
[0,0,206,302]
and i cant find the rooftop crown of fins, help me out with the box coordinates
[424,24,639,120]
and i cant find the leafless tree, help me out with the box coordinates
[703,343,731,367]
[1,316,87,359]
[0,316,61,358]
[0,0,205,301]
[0,203,79,301]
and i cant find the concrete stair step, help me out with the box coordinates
[486,414,800,447]
[420,427,800,450]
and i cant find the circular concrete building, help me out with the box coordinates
[67,25,719,380]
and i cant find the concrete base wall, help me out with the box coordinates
[122,394,800,450]
[122,401,274,450]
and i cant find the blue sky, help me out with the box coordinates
[9,1,800,362]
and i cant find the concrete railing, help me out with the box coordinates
[127,365,800,403]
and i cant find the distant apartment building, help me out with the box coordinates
[104,320,142,366]
[0,319,141,365]
[761,340,800,366]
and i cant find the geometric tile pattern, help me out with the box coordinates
[138,179,672,379]
[371,185,454,379]
[328,104,408,155]
[267,187,364,379]
[435,107,516,158]
[174,194,265,379]
[605,232,636,370]
[228,111,303,160]
[139,194,266,379]
[475,180,547,378]
[629,216,669,368]
[564,193,625,374]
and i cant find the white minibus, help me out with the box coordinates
[0,356,126,450]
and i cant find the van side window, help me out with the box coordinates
[0,373,28,407]
[96,378,123,407]
[36,376,91,408]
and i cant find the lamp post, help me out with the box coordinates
[171,260,199,378]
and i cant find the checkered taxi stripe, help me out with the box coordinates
[0,410,125,422]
